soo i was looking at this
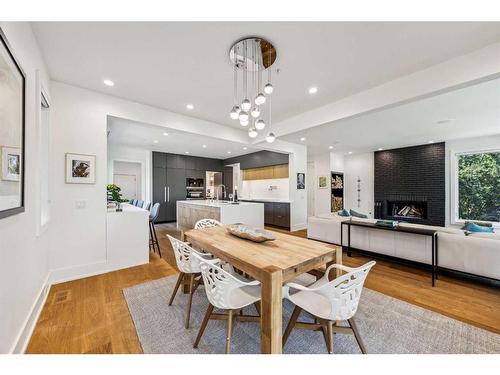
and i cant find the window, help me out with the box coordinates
[456,151,500,223]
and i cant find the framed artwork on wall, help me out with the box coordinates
[65,153,96,184]
[0,28,26,220]
[318,175,328,189]
[296,172,305,189]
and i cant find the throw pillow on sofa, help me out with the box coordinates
[463,222,495,233]
[337,209,351,217]
[350,209,368,218]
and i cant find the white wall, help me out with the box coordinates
[107,144,151,203]
[240,178,289,201]
[344,152,374,217]
[310,152,332,215]
[112,161,142,200]
[0,22,51,354]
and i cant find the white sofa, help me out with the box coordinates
[308,213,500,280]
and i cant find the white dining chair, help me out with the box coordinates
[167,234,213,329]
[194,218,222,229]
[192,252,262,354]
[282,261,376,354]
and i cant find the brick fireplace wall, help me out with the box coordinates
[374,142,445,226]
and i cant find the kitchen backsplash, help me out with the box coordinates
[240,178,289,201]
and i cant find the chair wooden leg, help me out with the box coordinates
[225,310,235,354]
[152,222,162,258]
[253,301,261,316]
[148,222,155,253]
[193,303,214,348]
[348,318,367,354]
[326,320,334,354]
[168,272,184,306]
[282,306,302,347]
[185,274,195,329]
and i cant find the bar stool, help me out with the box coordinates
[149,203,161,256]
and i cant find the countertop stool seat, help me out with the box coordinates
[282,261,376,354]
[192,252,262,354]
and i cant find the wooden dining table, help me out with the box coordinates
[183,225,342,354]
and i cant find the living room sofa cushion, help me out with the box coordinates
[350,209,368,218]
[467,232,500,240]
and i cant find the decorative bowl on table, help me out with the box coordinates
[226,224,276,243]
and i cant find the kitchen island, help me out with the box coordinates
[176,200,264,230]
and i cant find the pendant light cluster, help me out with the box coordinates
[229,37,277,142]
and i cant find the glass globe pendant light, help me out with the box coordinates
[241,99,251,112]
[240,118,249,126]
[248,127,258,138]
[238,110,249,122]
[255,119,266,130]
[230,105,240,120]
[251,106,260,118]
[264,83,273,95]
[265,132,276,143]
[255,93,266,105]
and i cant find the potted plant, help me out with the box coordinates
[107,184,127,211]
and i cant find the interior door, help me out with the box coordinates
[113,174,137,201]
[166,168,186,221]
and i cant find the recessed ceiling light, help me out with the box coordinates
[378,147,384,151]
[428,140,435,144]
[329,146,334,150]
[103,79,114,87]
[186,104,194,110]
[227,151,232,154]
[300,137,306,141]
[202,144,207,148]
[163,132,169,136]
[308,87,318,94]
[153,140,159,144]
[185,151,190,154]
[243,147,247,150]
[348,151,353,155]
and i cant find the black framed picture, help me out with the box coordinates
[297,172,305,189]
[0,28,26,220]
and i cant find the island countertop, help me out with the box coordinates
[177,200,264,229]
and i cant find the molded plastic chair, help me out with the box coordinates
[282,261,376,354]
[149,203,161,256]
[129,199,134,204]
[136,200,144,208]
[194,218,222,229]
[131,199,138,206]
[144,202,151,211]
[167,235,212,329]
[192,252,262,354]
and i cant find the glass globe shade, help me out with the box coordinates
[255,93,266,105]
[265,132,276,143]
[264,83,274,95]
[238,110,249,122]
[255,119,266,130]
[240,119,249,127]
[248,127,258,138]
[251,107,260,118]
[241,98,251,112]
[229,105,240,120]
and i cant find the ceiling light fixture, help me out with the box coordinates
[378,147,383,151]
[308,86,318,94]
[243,147,248,150]
[186,104,194,110]
[153,140,159,144]
[266,132,276,143]
[329,146,333,150]
[103,79,114,87]
[202,144,207,148]
[185,151,190,154]
[348,151,353,155]
[229,37,277,140]
[227,151,232,154]
[428,140,435,144]
[163,132,169,136]
[300,137,306,141]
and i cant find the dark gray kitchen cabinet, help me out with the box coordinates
[165,168,186,221]
[185,156,196,170]
[152,151,167,168]
[274,203,290,228]
[167,154,186,169]
[264,202,274,224]
[152,167,168,222]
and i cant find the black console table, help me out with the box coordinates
[340,220,439,286]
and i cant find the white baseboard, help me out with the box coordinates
[48,261,110,285]
[291,223,307,231]
[10,273,51,354]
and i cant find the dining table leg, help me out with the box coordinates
[260,266,283,354]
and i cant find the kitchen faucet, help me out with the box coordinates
[216,184,227,201]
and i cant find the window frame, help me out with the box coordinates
[451,148,500,227]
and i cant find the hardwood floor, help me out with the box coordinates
[26,224,500,354]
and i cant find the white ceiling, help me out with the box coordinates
[281,77,500,156]
[32,22,500,130]
[107,116,259,159]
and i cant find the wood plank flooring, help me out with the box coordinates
[26,223,500,354]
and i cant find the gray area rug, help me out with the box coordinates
[123,275,500,354]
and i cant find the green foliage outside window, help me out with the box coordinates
[458,152,500,222]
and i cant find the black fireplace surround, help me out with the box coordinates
[374,143,445,226]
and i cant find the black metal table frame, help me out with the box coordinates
[340,220,439,286]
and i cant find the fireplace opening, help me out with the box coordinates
[387,200,427,220]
